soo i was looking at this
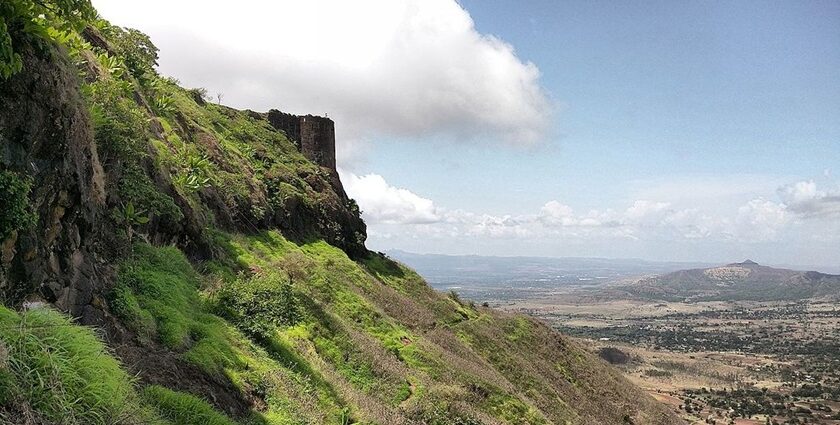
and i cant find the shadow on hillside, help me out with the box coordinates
[362,252,406,280]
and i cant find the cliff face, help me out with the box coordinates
[0,27,366,320]
[0,9,680,425]
[0,38,112,321]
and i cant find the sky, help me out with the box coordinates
[92,0,840,268]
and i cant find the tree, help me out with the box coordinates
[0,0,96,78]
[105,26,158,78]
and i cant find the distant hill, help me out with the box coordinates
[388,250,711,287]
[623,260,840,301]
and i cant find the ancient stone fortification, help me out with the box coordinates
[267,110,336,171]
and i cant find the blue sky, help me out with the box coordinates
[365,0,839,211]
[95,0,840,267]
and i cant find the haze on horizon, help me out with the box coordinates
[93,0,840,268]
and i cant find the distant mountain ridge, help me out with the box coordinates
[623,260,840,301]
[387,250,712,285]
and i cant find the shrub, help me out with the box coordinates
[215,271,301,338]
[0,169,35,240]
[0,0,96,78]
[84,77,148,163]
[117,164,183,223]
[105,26,159,79]
[598,347,631,365]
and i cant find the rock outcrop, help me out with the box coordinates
[0,38,113,322]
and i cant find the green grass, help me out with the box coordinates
[112,242,351,424]
[142,385,237,425]
[0,306,163,424]
[113,243,243,376]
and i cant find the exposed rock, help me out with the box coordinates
[0,37,111,320]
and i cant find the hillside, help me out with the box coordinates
[0,2,679,424]
[622,260,840,302]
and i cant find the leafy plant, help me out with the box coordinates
[0,0,96,79]
[0,169,35,240]
[173,172,210,193]
[173,148,211,193]
[116,202,149,244]
[84,77,148,163]
[105,26,158,78]
[96,52,124,77]
[153,93,174,115]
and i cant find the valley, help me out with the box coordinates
[397,253,840,424]
[530,298,840,424]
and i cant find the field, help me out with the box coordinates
[503,295,840,424]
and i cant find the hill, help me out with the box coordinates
[0,2,678,424]
[622,260,840,302]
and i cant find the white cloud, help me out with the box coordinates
[624,200,671,226]
[346,172,840,265]
[733,199,789,242]
[341,171,441,224]
[538,201,578,226]
[92,0,552,166]
[778,180,840,218]
[346,172,840,249]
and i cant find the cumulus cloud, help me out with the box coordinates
[623,200,672,226]
[92,0,551,161]
[732,199,789,242]
[342,172,441,224]
[778,180,840,218]
[341,172,839,264]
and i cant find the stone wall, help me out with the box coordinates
[299,115,336,171]
[266,110,336,171]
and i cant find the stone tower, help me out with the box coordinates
[299,115,336,171]
[267,110,336,171]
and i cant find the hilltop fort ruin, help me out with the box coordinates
[266,109,336,171]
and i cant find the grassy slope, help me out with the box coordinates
[104,232,676,424]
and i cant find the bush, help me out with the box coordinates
[105,26,158,79]
[598,346,631,365]
[0,0,96,78]
[0,169,35,240]
[116,164,183,223]
[215,271,301,338]
[84,78,148,163]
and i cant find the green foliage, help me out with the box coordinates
[153,93,175,115]
[117,164,183,223]
[115,201,150,244]
[0,19,22,78]
[215,271,302,338]
[0,306,159,424]
[0,0,95,79]
[96,51,124,77]
[113,244,242,374]
[84,77,148,163]
[142,385,237,425]
[105,26,158,78]
[172,145,212,193]
[0,169,35,240]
